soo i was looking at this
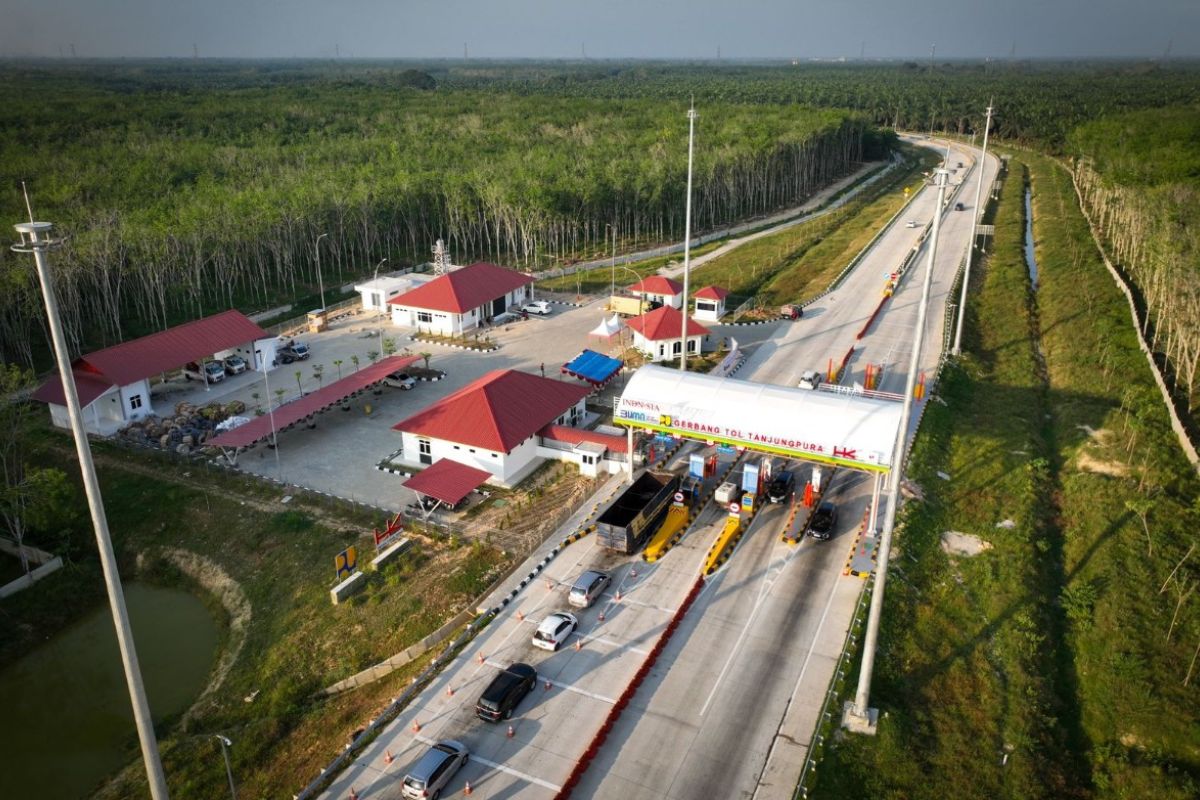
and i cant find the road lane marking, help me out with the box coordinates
[412,733,562,791]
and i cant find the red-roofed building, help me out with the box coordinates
[693,285,731,321]
[391,369,591,485]
[31,310,271,436]
[388,262,534,335]
[626,305,712,362]
[627,275,684,309]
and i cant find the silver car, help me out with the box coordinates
[568,570,611,609]
[401,739,468,800]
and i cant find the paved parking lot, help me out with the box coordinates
[180,302,619,508]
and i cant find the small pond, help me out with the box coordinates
[0,582,221,797]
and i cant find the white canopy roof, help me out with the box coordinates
[588,314,624,339]
[615,365,903,472]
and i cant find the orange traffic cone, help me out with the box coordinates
[348,788,358,800]
[615,589,622,601]
[384,749,394,765]
[598,610,605,622]
[464,780,473,795]
[477,652,485,664]
[545,578,553,590]
[507,724,515,738]
[574,639,582,651]
[516,610,525,621]
[630,567,638,579]
[411,719,421,733]
[446,685,455,697]
[544,679,552,691]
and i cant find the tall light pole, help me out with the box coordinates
[261,355,282,479]
[680,101,698,372]
[12,219,170,799]
[314,233,329,312]
[605,222,617,299]
[952,102,994,356]
[374,257,388,353]
[214,735,236,800]
[845,167,950,734]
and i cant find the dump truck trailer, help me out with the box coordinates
[596,470,680,553]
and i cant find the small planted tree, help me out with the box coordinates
[333,359,344,380]
[294,370,303,396]
[420,351,432,370]
[382,337,397,357]
[273,387,286,408]
[312,363,325,388]
[250,391,262,412]
[367,350,380,366]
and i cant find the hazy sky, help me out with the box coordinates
[2,0,1196,60]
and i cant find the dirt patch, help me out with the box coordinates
[1076,449,1130,477]
[940,531,993,557]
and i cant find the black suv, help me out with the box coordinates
[476,663,536,722]
[766,470,795,503]
[809,501,838,540]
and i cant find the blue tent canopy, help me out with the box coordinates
[562,349,623,386]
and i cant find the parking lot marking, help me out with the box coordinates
[412,733,562,791]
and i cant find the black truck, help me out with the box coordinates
[596,470,680,554]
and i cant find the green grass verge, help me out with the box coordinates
[810,149,1200,799]
[535,241,723,294]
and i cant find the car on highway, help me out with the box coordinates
[809,501,839,540]
[568,570,611,609]
[798,369,821,391]
[532,611,578,651]
[222,354,248,375]
[401,739,469,800]
[954,202,965,211]
[385,371,416,390]
[476,663,537,722]
[905,219,918,228]
[183,361,225,383]
[766,470,795,503]
[522,300,552,316]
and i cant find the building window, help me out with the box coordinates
[687,339,697,353]
[417,311,433,324]
[469,449,476,453]
[673,341,683,355]
[491,453,498,458]
[583,455,595,465]
[373,292,383,308]
[129,395,143,411]
[453,445,460,450]
[659,344,665,356]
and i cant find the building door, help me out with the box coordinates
[492,296,507,316]
[418,439,432,465]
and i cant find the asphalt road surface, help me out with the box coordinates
[321,137,999,800]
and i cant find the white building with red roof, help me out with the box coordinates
[387,262,534,336]
[627,275,684,309]
[693,285,731,321]
[392,369,588,485]
[31,309,271,435]
[626,305,712,362]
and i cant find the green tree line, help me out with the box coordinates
[0,65,876,366]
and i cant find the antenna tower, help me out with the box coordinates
[432,239,451,275]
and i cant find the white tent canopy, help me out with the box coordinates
[614,365,903,472]
[588,314,624,339]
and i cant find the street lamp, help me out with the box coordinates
[374,257,389,354]
[314,233,329,312]
[12,218,170,799]
[214,735,236,800]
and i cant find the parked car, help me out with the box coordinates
[385,371,416,390]
[532,611,578,651]
[522,300,552,316]
[809,501,839,540]
[476,663,537,722]
[278,340,310,363]
[401,740,468,800]
[568,570,611,609]
[183,361,225,383]
[222,355,248,375]
[766,471,795,504]
[798,369,821,391]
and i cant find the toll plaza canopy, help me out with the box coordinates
[209,355,420,449]
[403,458,491,507]
[614,365,903,472]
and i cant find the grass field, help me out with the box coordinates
[811,149,1200,799]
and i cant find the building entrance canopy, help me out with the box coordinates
[614,365,902,472]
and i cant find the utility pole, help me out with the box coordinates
[314,232,329,312]
[952,102,994,355]
[845,167,950,735]
[606,223,617,299]
[12,217,170,798]
[680,101,697,372]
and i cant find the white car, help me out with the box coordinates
[532,611,578,651]
[222,355,248,375]
[798,369,821,391]
[905,220,918,229]
[522,301,552,316]
[385,371,416,390]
